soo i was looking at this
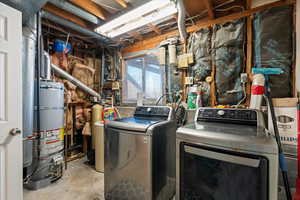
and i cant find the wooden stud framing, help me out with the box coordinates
[148,24,161,35]
[128,32,143,41]
[69,0,108,20]
[203,0,215,19]
[121,0,295,54]
[245,0,253,105]
[292,4,297,97]
[121,0,296,106]
[210,65,217,106]
[114,0,128,8]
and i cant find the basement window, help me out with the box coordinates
[123,52,164,104]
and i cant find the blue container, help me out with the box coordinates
[53,40,72,54]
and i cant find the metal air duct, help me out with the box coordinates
[51,64,101,99]
[22,15,37,168]
[49,0,102,25]
[176,0,187,42]
[0,0,49,24]
[41,11,117,46]
[42,51,51,80]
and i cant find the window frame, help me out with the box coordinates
[122,51,165,106]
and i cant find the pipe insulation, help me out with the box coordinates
[49,0,102,25]
[177,0,187,42]
[51,64,101,99]
[41,11,116,46]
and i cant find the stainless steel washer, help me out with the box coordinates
[176,108,279,200]
[105,106,177,200]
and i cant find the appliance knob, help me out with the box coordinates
[147,108,152,112]
[217,110,225,116]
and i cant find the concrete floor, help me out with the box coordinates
[24,158,104,200]
[23,157,290,200]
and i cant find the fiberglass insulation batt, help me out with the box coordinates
[253,5,294,98]
[212,18,246,105]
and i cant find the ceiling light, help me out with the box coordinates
[95,0,177,38]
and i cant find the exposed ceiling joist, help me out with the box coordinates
[43,3,91,28]
[114,0,128,8]
[247,0,252,9]
[128,32,143,41]
[69,0,108,20]
[148,24,161,35]
[121,0,295,54]
[203,0,215,19]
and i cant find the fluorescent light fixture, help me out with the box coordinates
[95,0,177,38]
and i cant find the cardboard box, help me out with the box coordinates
[268,98,298,145]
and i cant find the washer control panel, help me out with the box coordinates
[197,108,258,125]
[134,106,171,119]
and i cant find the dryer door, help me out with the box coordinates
[179,143,269,200]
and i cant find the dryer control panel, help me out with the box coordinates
[196,108,258,125]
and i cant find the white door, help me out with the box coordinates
[0,2,22,200]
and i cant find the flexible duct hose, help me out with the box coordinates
[176,0,187,42]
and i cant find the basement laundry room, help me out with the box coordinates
[1,0,300,200]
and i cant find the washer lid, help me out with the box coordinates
[177,122,278,154]
[106,117,162,132]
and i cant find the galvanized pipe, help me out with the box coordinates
[43,51,51,80]
[177,0,187,42]
[49,0,102,25]
[22,15,37,168]
[0,0,49,24]
[51,63,101,99]
[41,11,116,46]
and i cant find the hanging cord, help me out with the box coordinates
[236,82,247,106]
[263,76,292,200]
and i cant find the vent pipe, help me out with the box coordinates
[51,64,101,99]
[176,0,187,42]
[49,0,102,25]
[41,11,117,46]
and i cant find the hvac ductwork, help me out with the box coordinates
[176,0,187,42]
[42,51,51,80]
[49,0,102,25]
[41,11,117,46]
[22,15,37,168]
[0,0,48,24]
[51,64,101,100]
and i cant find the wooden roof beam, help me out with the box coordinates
[147,24,161,35]
[121,0,295,54]
[69,0,108,20]
[128,32,143,41]
[114,0,128,8]
[203,0,215,19]
[43,3,92,29]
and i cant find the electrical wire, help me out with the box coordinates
[215,5,245,12]
[236,82,246,106]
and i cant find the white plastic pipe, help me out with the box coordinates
[249,74,265,110]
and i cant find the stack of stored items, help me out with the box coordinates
[49,39,103,161]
